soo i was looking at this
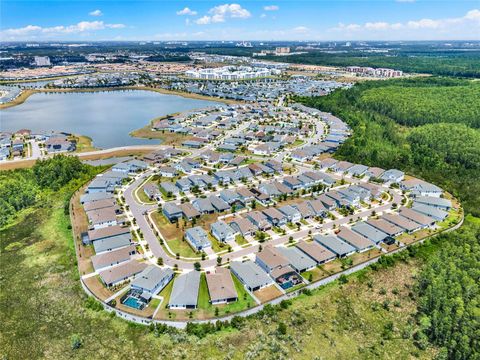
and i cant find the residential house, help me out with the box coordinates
[168,271,201,309]
[185,226,211,251]
[229,217,257,237]
[230,261,273,291]
[211,221,236,243]
[351,222,389,244]
[296,241,336,265]
[313,235,356,258]
[99,260,147,287]
[131,266,174,297]
[206,267,238,305]
[336,226,375,252]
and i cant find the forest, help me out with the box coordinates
[0,156,97,227]
[297,77,480,359]
[359,84,480,128]
[297,77,480,216]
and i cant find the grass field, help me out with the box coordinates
[150,211,199,258]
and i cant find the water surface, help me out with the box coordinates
[0,90,220,148]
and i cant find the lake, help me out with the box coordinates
[0,90,221,148]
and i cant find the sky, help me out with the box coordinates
[1,1,480,42]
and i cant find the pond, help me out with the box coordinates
[0,89,221,148]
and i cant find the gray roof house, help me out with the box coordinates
[313,234,356,258]
[163,202,183,222]
[80,192,114,204]
[278,205,302,223]
[411,204,448,221]
[211,221,236,243]
[230,261,273,291]
[351,222,389,244]
[208,195,230,212]
[336,226,375,252]
[262,207,287,226]
[380,169,405,184]
[160,181,180,195]
[413,196,452,211]
[346,164,369,177]
[219,189,241,205]
[277,246,316,273]
[93,233,133,254]
[192,198,215,214]
[168,271,201,309]
[131,266,174,296]
[185,226,211,251]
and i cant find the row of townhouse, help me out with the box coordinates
[318,158,405,184]
[80,169,145,288]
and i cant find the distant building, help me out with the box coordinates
[34,56,51,67]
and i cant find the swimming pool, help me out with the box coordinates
[122,295,145,310]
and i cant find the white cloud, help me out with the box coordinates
[293,26,308,33]
[260,13,267,18]
[1,21,126,40]
[264,5,279,11]
[331,9,480,39]
[89,9,103,16]
[176,7,197,16]
[195,3,251,25]
[396,0,416,3]
[195,16,212,25]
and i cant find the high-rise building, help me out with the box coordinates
[34,56,51,66]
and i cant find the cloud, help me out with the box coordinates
[195,3,251,25]
[89,9,103,16]
[264,5,279,11]
[292,26,308,33]
[176,7,197,16]
[260,13,267,18]
[331,9,480,39]
[195,16,212,25]
[396,0,416,2]
[1,21,126,40]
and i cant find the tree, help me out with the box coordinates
[277,322,287,335]
[157,257,163,266]
[70,334,83,350]
[194,262,201,271]
[216,256,222,266]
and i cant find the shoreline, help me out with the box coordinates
[0,85,238,110]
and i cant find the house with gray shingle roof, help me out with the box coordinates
[168,271,201,309]
[230,261,273,291]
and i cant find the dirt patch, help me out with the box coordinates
[254,285,283,303]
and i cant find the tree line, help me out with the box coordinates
[296,77,480,359]
[0,156,97,228]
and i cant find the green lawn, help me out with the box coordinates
[301,266,328,282]
[165,237,199,259]
[235,234,248,246]
[136,184,156,204]
[208,234,229,253]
